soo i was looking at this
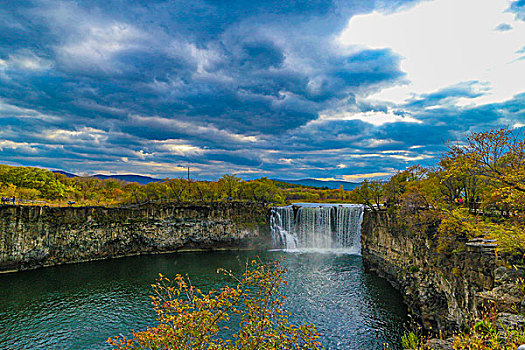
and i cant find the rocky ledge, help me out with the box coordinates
[361,209,525,349]
[0,201,270,272]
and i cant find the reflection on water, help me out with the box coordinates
[0,251,408,350]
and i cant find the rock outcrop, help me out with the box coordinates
[361,209,498,333]
[0,202,270,272]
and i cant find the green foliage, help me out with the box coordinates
[408,266,420,273]
[351,179,384,211]
[0,165,293,206]
[435,208,525,256]
[218,174,242,200]
[241,177,284,204]
[401,331,421,349]
[108,260,321,350]
[0,165,68,199]
[442,128,525,215]
[452,305,525,350]
[436,209,479,254]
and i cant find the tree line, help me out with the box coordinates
[353,128,525,217]
[352,128,525,255]
[2,128,523,224]
[0,166,352,206]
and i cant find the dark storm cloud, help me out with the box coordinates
[0,0,408,138]
[0,0,523,180]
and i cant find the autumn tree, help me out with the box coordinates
[399,167,446,210]
[241,178,284,203]
[165,178,190,202]
[443,128,525,213]
[108,260,321,350]
[0,166,69,199]
[352,179,384,211]
[383,171,408,207]
[192,181,214,202]
[218,174,242,200]
[444,129,525,190]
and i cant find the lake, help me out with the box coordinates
[0,250,408,349]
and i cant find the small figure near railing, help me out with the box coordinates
[0,196,16,205]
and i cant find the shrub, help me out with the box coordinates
[408,266,420,273]
[401,331,421,349]
[108,260,321,350]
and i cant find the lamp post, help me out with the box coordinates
[177,165,191,181]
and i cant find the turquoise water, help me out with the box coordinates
[0,251,408,349]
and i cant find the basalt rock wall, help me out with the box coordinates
[361,209,498,333]
[0,202,270,272]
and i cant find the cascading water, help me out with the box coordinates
[270,206,298,249]
[270,203,364,253]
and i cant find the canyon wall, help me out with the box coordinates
[4,201,519,336]
[0,202,270,272]
[361,209,499,333]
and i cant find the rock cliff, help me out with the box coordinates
[361,209,498,333]
[0,202,269,272]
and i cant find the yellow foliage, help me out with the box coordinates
[108,260,321,350]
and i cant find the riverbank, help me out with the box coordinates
[0,202,270,272]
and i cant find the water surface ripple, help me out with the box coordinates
[0,251,408,350]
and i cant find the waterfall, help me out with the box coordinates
[270,206,298,249]
[270,203,364,253]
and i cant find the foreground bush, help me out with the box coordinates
[401,305,525,350]
[108,260,321,350]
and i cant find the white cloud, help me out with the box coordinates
[44,2,146,73]
[42,127,108,144]
[338,0,525,105]
[153,139,205,156]
[317,110,422,126]
[127,160,198,173]
[132,150,154,160]
[278,158,294,164]
[316,172,393,182]
[363,138,403,148]
[0,140,39,153]
[341,172,392,181]
[387,154,434,161]
[59,22,144,70]
[2,50,52,71]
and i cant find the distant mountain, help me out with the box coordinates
[53,170,78,178]
[274,178,359,190]
[92,174,162,185]
[52,170,162,185]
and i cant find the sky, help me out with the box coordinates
[0,0,523,181]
